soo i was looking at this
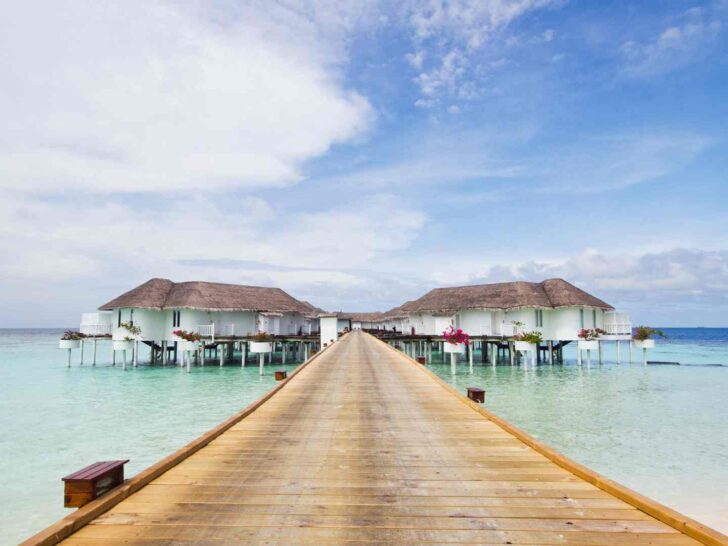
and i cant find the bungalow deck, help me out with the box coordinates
[27,331,727,545]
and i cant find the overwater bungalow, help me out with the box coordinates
[397,278,631,340]
[81,278,319,343]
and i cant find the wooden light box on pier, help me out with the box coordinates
[62,460,129,508]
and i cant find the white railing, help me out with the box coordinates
[80,323,113,336]
[498,323,518,337]
[603,312,632,335]
[197,324,215,342]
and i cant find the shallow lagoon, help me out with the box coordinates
[1,328,727,543]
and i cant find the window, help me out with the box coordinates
[118,309,122,327]
[534,309,544,327]
[580,308,585,328]
[172,310,181,327]
[130,309,134,326]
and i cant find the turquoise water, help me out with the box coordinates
[1,328,727,543]
[0,329,303,545]
[428,329,728,534]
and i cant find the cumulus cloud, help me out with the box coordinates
[0,1,373,193]
[421,248,728,324]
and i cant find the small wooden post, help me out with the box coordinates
[275,370,287,381]
[122,350,127,370]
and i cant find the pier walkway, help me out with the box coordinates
[33,331,724,545]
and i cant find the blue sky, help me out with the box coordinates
[1,1,727,327]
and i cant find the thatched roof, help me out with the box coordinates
[406,278,613,313]
[99,278,314,313]
[338,312,385,322]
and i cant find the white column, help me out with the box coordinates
[531,349,536,368]
[468,342,474,372]
[509,342,515,366]
[586,349,591,367]
[79,340,84,365]
[547,341,553,365]
[282,343,287,364]
[112,345,116,366]
[219,344,224,367]
[186,351,191,373]
[491,343,496,367]
[241,343,246,367]
[133,341,138,367]
[92,338,97,366]
[450,351,456,375]
[643,347,648,366]
[616,340,621,365]
[259,353,264,375]
[598,341,603,365]
[67,348,72,368]
[577,347,582,366]
[629,341,633,364]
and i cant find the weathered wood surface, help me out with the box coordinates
[47,331,724,545]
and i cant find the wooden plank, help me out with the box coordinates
[22,331,726,546]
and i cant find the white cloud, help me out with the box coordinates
[0,1,373,193]
[621,8,723,77]
[403,0,560,101]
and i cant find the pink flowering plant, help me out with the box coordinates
[578,328,607,341]
[173,329,203,342]
[443,326,470,346]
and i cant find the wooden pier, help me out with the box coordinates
[28,331,727,545]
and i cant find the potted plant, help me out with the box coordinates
[173,329,203,351]
[443,326,469,354]
[577,328,606,351]
[59,330,85,349]
[632,326,665,349]
[249,331,274,353]
[513,331,542,352]
[113,321,141,351]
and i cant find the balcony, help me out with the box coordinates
[603,312,632,337]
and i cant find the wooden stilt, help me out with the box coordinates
[509,342,515,366]
[629,341,633,364]
[468,342,473,372]
[259,353,264,375]
[219,344,224,367]
[598,341,603,365]
[92,338,97,366]
[450,351,456,375]
[111,345,116,367]
[133,341,138,367]
[79,340,84,365]
[577,347,582,366]
[586,349,591,367]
